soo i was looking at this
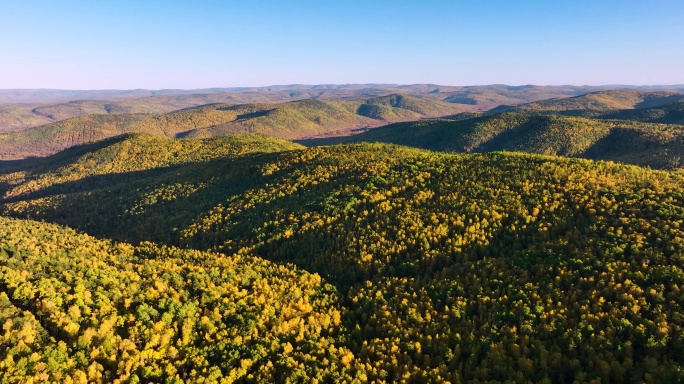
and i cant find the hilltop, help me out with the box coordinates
[1,140,684,381]
[0,133,301,200]
[4,85,675,133]
[11,89,684,160]
[505,90,684,125]
[312,110,684,169]
[600,100,684,125]
[514,90,684,113]
[0,95,462,159]
[0,88,404,133]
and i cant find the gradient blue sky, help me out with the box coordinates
[1,0,683,89]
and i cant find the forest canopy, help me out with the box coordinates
[1,138,684,382]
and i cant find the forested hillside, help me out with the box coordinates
[2,85,655,133]
[330,112,684,169]
[508,90,684,114]
[0,133,301,200]
[599,100,684,125]
[0,96,462,159]
[0,89,377,133]
[0,216,354,382]
[485,90,684,125]
[2,138,684,382]
[4,89,684,163]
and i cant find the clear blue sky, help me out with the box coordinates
[1,0,683,89]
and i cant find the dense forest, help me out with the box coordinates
[2,133,684,382]
[317,110,684,170]
[512,90,684,113]
[0,216,355,382]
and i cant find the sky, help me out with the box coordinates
[1,0,683,89]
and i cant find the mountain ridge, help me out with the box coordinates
[0,95,465,159]
[4,85,683,133]
[508,90,684,113]
[303,109,684,170]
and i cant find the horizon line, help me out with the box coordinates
[2,83,684,92]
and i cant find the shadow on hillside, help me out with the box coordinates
[581,129,660,158]
[0,157,39,171]
[1,135,141,177]
[0,151,290,245]
[634,95,684,109]
[1,143,607,324]
[235,109,274,120]
[269,191,587,293]
[484,105,514,114]
[473,117,544,153]
[579,129,635,159]
[294,136,352,147]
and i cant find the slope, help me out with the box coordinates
[440,84,602,110]
[0,216,352,382]
[2,142,684,381]
[0,95,463,159]
[2,84,657,133]
[181,95,463,140]
[599,100,684,124]
[0,114,155,159]
[0,132,302,199]
[508,90,684,115]
[354,94,459,120]
[178,99,378,139]
[339,112,684,169]
[0,86,470,132]
[0,105,55,133]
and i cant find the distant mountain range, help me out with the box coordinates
[0,87,683,170]
[2,84,683,104]
[0,95,464,159]
[2,84,683,133]
[298,90,684,170]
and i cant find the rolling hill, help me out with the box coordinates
[322,112,684,169]
[0,92,325,133]
[1,139,684,381]
[509,90,684,126]
[0,133,302,200]
[6,85,679,133]
[599,100,684,125]
[0,88,413,133]
[0,105,57,133]
[0,95,463,159]
[439,84,608,111]
[496,90,684,115]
